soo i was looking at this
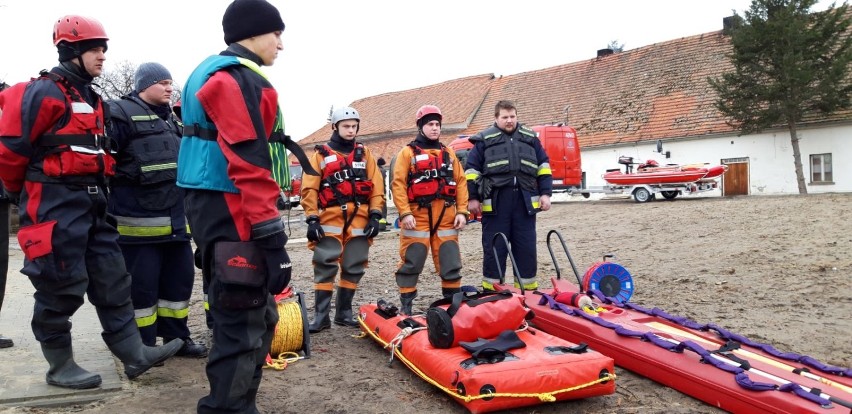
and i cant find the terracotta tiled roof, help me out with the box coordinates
[297,74,494,160]
[458,31,742,150]
[297,24,852,162]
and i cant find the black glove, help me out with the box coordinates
[364,213,382,239]
[264,246,292,295]
[306,216,324,242]
[255,232,291,295]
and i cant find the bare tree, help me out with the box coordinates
[94,60,135,100]
[607,40,625,52]
[94,60,181,104]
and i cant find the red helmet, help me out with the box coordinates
[53,15,109,46]
[415,105,442,124]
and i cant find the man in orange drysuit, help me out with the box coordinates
[301,106,385,332]
[391,105,469,315]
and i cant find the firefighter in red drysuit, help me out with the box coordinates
[0,14,182,390]
[301,106,385,333]
[391,105,469,315]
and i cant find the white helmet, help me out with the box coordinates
[331,106,360,125]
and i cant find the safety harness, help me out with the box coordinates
[316,143,373,233]
[406,143,457,236]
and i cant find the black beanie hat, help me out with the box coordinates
[222,0,285,45]
[57,39,108,62]
[418,113,442,129]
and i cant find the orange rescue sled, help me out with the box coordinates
[357,297,616,414]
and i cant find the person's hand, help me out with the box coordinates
[468,200,481,215]
[400,214,416,230]
[2,189,20,205]
[306,216,324,242]
[364,213,382,238]
[265,247,291,295]
[453,213,467,230]
[539,195,552,211]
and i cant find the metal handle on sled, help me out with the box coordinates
[545,229,584,289]
[491,232,525,294]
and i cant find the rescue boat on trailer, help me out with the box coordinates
[357,289,616,414]
[494,230,852,414]
[603,157,728,186]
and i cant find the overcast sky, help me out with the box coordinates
[0,0,834,140]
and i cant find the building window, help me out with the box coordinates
[810,153,833,183]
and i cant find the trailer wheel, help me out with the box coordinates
[633,187,652,203]
[582,192,591,199]
[661,191,678,200]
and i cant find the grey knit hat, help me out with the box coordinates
[134,62,172,93]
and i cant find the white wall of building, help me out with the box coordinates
[577,123,851,196]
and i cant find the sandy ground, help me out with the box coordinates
[6,192,851,414]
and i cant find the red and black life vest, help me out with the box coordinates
[407,143,456,206]
[316,143,373,208]
[27,71,115,185]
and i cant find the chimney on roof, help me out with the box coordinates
[597,48,614,58]
[722,15,743,35]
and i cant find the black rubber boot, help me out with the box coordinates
[41,345,102,389]
[308,290,333,333]
[164,337,209,358]
[0,334,13,348]
[333,287,359,327]
[107,334,184,379]
[441,287,461,298]
[400,291,417,316]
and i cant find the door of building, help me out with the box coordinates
[721,158,749,196]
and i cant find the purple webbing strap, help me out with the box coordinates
[539,292,835,407]
[779,383,832,407]
[588,290,850,377]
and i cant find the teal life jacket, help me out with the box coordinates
[176,55,286,193]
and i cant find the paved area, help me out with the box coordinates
[0,237,123,408]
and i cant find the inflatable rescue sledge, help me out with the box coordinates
[357,288,615,413]
[494,230,852,414]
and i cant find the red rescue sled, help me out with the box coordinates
[494,230,852,414]
[357,294,616,414]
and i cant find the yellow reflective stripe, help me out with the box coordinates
[483,132,501,140]
[158,307,189,319]
[465,173,479,180]
[153,300,191,319]
[520,159,538,169]
[514,280,539,290]
[204,293,209,311]
[538,167,552,175]
[134,305,157,328]
[141,162,177,172]
[486,160,509,168]
[117,225,172,237]
[531,195,540,209]
[482,199,493,212]
[115,216,174,237]
[130,114,159,121]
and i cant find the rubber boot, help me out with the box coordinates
[107,334,183,379]
[333,287,359,327]
[41,345,102,389]
[308,290,333,333]
[400,291,417,316]
[441,287,461,298]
